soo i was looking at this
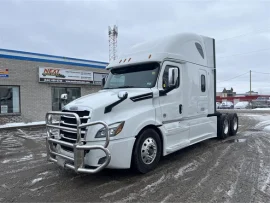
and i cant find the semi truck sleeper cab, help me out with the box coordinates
[45,32,239,174]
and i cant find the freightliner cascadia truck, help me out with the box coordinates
[45,33,239,174]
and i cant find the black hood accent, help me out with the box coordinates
[130,92,153,102]
[104,93,128,114]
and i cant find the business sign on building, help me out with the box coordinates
[39,67,93,84]
[0,69,9,78]
[93,72,109,85]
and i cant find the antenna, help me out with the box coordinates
[108,25,118,62]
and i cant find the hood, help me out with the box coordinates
[64,88,153,111]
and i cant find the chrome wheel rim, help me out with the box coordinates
[233,117,238,131]
[224,119,229,134]
[141,137,157,165]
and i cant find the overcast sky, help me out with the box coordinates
[0,0,270,94]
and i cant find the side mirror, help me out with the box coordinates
[168,68,179,87]
[118,91,128,99]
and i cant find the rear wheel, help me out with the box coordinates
[132,128,161,174]
[217,114,230,139]
[228,113,238,136]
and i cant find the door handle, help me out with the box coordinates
[179,104,182,114]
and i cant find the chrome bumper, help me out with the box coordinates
[45,111,111,174]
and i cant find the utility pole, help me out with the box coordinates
[250,70,251,95]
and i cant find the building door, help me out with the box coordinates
[52,87,81,111]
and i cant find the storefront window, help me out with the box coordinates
[52,87,81,111]
[0,86,20,114]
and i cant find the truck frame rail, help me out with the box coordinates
[45,111,111,174]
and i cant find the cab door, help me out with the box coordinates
[198,69,208,114]
[158,61,189,153]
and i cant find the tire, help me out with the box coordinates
[132,128,162,174]
[228,113,238,136]
[217,114,230,139]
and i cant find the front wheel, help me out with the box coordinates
[132,128,162,174]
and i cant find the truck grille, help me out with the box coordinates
[59,110,90,152]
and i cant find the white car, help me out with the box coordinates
[216,102,221,108]
[234,101,249,109]
[218,101,234,109]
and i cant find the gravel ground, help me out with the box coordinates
[1,112,270,202]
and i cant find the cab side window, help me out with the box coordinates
[162,65,180,89]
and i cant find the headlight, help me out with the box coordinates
[95,121,125,138]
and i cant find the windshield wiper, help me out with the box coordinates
[116,86,135,88]
[103,86,135,89]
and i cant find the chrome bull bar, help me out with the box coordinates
[45,111,111,174]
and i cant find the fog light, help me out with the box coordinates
[98,156,106,164]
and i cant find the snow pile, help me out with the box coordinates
[255,120,270,129]
[253,108,270,111]
[0,120,59,129]
[0,121,45,129]
[264,126,270,133]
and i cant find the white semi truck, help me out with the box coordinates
[45,33,239,174]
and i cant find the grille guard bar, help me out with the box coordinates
[45,111,111,174]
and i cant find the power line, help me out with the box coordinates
[217,27,270,43]
[217,71,249,83]
[252,71,270,75]
[217,47,270,59]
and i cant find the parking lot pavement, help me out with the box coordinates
[1,112,270,202]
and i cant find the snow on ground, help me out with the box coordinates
[1,154,33,164]
[16,129,47,141]
[0,120,60,129]
[174,160,199,179]
[258,159,270,195]
[254,115,270,133]
[239,113,270,133]
[239,114,262,117]
[253,108,270,111]
[31,177,43,185]
[263,126,270,133]
[0,121,45,129]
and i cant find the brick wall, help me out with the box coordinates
[0,58,106,124]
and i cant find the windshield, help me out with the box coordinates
[104,62,160,89]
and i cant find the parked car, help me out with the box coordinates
[216,102,221,109]
[218,101,234,109]
[251,97,270,109]
[234,101,249,109]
